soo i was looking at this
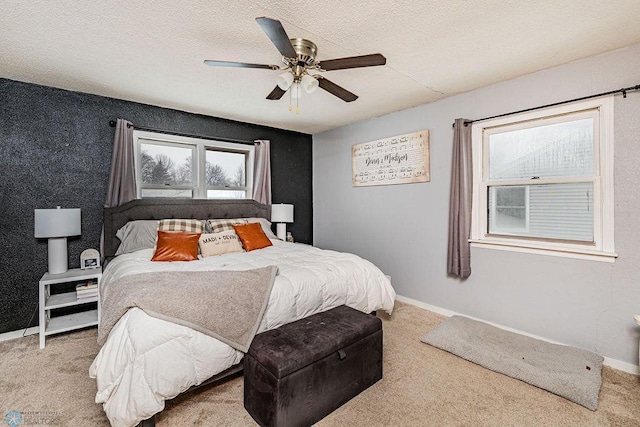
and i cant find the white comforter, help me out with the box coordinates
[89,240,395,427]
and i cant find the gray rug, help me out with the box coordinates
[421,315,604,410]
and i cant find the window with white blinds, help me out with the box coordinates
[470,97,616,261]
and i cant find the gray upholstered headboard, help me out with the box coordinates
[103,199,270,261]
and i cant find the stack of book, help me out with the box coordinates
[76,280,98,300]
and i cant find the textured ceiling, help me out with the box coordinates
[2,0,640,134]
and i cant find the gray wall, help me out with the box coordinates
[313,44,640,366]
[0,78,312,335]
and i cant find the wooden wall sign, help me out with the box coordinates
[352,130,430,187]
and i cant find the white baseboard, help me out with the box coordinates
[601,356,640,375]
[0,326,38,343]
[396,294,640,376]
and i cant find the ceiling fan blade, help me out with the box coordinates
[255,17,297,58]
[266,86,287,100]
[317,53,386,71]
[203,60,278,70]
[318,77,358,102]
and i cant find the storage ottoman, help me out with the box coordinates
[244,305,383,427]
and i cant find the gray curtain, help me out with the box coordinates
[105,118,136,207]
[253,140,272,205]
[447,119,473,279]
[101,119,135,259]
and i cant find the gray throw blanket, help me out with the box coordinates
[98,266,278,352]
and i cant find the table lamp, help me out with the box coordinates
[271,204,294,240]
[34,207,81,274]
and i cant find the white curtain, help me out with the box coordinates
[447,119,473,279]
[253,140,272,205]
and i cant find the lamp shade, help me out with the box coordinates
[271,204,294,223]
[276,72,294,91]
[35,208,81,238]
[301,74,319,93]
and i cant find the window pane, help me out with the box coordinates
[141,188,193,198]
[207,190,246,199]
[490,186,527,232]
[489,118,593,180]
[140,143,193,185]
[489,183,593,241]
[496,186,526,207]
[205,150,245,187]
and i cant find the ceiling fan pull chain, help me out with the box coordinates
[288,89,293,112]
[296,96,300,115]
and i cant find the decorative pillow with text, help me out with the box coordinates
[199,230,244,257]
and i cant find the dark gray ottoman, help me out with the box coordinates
[244,305,383,427]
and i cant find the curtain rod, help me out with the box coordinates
[452,83,640,128]
[108,120,255,145]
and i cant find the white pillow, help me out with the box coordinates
[198,230,244,257]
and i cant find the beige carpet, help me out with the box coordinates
[1,302,639,426]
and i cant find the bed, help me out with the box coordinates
[90,199,396,427]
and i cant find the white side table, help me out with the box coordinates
[39,267,102,349]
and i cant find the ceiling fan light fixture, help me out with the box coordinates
[204,17,386,106]
[276,72,294,90]
[291,83,302,99]
[301,74,319,93]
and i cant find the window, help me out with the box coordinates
[205,149,247,198]
[134,131,254,199]
[471,97,615,261]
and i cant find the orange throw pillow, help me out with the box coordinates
[232,222,273,252]
[151,231,201,262]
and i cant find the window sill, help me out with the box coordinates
[469,240,617,263]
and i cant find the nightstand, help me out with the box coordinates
[39,267,102,349]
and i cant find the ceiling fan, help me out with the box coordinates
[204,17,386,112]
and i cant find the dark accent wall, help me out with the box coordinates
[0,78,312,335]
